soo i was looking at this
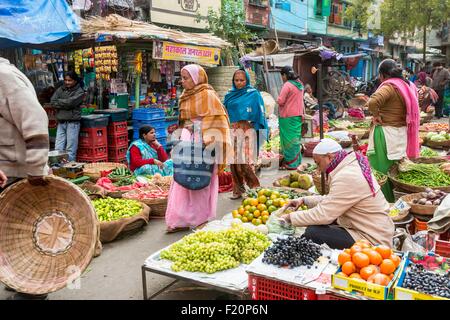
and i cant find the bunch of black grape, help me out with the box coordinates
[262,236,322,268]
[402,263,450,299]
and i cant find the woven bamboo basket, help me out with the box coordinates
[412,157,448,165]
[122,187,169,217]
[80,181,106,200]
[0,176,97,295]
[400,193,439,216]
[312,171,329,195]
[423,139,450,150]
[374,171,388,187]
[83,162,127,182]
[347,129,369,140]
[388,165,450,193]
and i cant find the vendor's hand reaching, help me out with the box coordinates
[372,116,383,126]
[284,198,304,211]
[154,160,164,169]
[27,175,48,186]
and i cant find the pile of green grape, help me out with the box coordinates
[160,226,271,274]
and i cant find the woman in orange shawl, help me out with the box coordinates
[165,64,232,232]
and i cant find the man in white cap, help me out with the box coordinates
[281,138,394,249]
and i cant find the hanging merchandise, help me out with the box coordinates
[95,45,118,81]
[134,51,143,75]
[74,50,83,75]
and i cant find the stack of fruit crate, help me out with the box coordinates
[77,115,109,163]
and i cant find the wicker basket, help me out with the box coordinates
[0,176,97,295]
[80,181,106,200]
[388,165,450,193]
[312,171,329,195]
[423,139,450,150]
[400,193,439,216]
[412,157,448,165]
[140,198,168,217]
[83,162,127,182]
[347,129,369,140]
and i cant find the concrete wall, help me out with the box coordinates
[150,0,220,30]
[270,0,308,36]
[307,0,327,35]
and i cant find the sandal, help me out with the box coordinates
[166,227,190,233]
[229,193,242,200]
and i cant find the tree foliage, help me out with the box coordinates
[343,0,375,34]
[196,0,255,65]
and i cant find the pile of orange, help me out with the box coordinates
[337,240,402,286]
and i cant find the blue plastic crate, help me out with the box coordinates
[133,119,166,130]
[133,127,167,141]
[132,108,165,121]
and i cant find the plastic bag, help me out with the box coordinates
[401,230,427,253]
[266,207,296,235]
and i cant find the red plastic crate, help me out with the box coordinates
[248,274,317,300]
[107,121,128,136]
[77,146,108,159]
[316,293,354,300]
[436,231,450,258]
[107,133,128,147]
[108,146,128,160]
[109,157,128,165]
[79,127,107,147]
[76,156,108,163]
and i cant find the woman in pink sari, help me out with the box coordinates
[165,64,232,232]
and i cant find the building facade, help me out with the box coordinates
[244,0,270,31]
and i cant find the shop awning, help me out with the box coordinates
[0,0,81,48]
[80,14,230,49]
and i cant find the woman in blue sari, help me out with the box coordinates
[127,126,173,176]
[224,68,268,199]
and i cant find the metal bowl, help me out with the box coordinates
[48,150,69,165]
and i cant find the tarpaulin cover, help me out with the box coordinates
[0,0,81,48]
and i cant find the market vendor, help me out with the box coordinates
[281,138,395,249]
[126,126,173,176]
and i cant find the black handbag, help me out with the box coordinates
[172,138,216,190]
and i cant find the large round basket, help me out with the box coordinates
[79,181,106,200]
[423,139,450,150]
[411,157,448,165]
[0,176,97,295]
[400,193,439,216]
[388,165,450,193]
[373,171,388,187]
[140,198,168,217]
[347,129,369,140]
[83,162,127,182]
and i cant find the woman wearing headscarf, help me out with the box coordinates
[416,71,438,113]
[365,59,420,202]
[223,68,268,199]
[277,66,305,170]
[165,64,232,232]
[281,138,394,249]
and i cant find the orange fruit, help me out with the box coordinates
[360,265,378,281]
[257,196,267,204]
[338,252,352,266]
[355,241,371,249]
[257,204,267,211]
[261,215,269,223]
[350,245,363,255]
[344,249,351,254]
[253,210,261,218]
[342,261,356,276]
[365,250,383,266]
[368,264,380,273]
[349,273,364,280]
[238,207,245,215]
[244,205,251,211]
[380,259,396,275]
[250,199,259,206]
[389,273,395,280]
[390,254,401,268]
[352,252,370,268]
[336,272,348,278]
[261,210,270,217]
[375,245,392,259]
[367,273,390,286]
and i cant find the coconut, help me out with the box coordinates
[298,174,312,189]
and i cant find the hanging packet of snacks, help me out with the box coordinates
[95,45,118,81]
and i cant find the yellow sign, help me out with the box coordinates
[153,41,221,65]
